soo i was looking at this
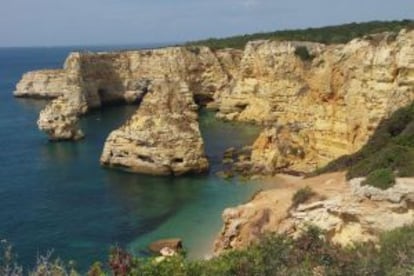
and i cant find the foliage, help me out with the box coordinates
[294,46,314,61]
[29,251,78,276]
[101,225,414,275]
[4,225,414,275]
[379,225,414,273]
[0,240,23,276]
[0,240,78,276]
[314,102,414,179]
[361,168,396,190]
[186,20,414,49]
[291,186,315,208]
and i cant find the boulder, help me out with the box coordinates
[149,238,182,254]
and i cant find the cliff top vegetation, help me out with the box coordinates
[186,19,414,49]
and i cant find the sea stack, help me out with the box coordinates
[100,78,209,175]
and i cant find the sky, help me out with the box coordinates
[0,0,413,47]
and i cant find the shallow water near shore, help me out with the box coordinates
[0,46,270,271]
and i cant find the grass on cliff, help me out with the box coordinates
[186,20,414,50]
[362,168,396,190]
[9,225,414,275]
[291,186,316,208]
[314,102,414,182]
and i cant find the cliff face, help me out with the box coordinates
[15,47,241,140]
[15,47,240,108]
[218,30,414,173]
[100,79,209,175]
[215,173,414,254]
[15,30,414,172]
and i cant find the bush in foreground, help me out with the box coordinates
[3,225,414,275]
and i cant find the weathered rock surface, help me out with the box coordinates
[218,30,414,173]
[14,70,69,98]
[100,79,209,175]
[15,47,238,140]
[149,238,183,255]
[214,173,414,254]
[37,93,87,141]
[15,30,414,176]
[15,47,236,107]
[36,70,88,140]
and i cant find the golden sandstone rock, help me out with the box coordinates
[100,79,209,175]
[218,30,414,173]
[15,30,414,175]
[14,29,414,252]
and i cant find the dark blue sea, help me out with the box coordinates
[0,45,266,271]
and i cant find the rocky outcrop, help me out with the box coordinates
[214,173,414,254]
[15,47,237,107]
[217,30,414,173]
[149,238,183,255]
[15,30,414,175]
[36,68,89,140]
[15,47,239,141]
[100,79,209,175]
[37,93,87,141]
[14,70,69,98]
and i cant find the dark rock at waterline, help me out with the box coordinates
[149,238,183,254]
[223,147,236,159]
[216,170,234,180]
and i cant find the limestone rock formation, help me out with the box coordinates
[14,29,414,175]
[37,93,87,141]
[100,79,209,175]
[14,70,69,98]
[218,30,414,173]
[15,47,235,107]
[214,173,414,254]
[15,47,238,141]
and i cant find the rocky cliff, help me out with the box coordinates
[15,47,240,107]
[218,30,414,173]
[15,29,414,173]
[214,173,414,254]
[15,47,241,140]
[100,79,209,175]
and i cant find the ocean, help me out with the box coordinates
[0,45,267,271]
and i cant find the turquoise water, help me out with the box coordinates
[0,46,266,271]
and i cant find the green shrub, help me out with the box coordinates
[294,46,314,61]
[379,225,414,274]
[186,20,414,49]
[361,168,396,190]
[291,186,316,208]
[186,46,201,55]
[5,225,414,275]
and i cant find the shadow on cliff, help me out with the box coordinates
[313,101,414,179]
[79,54,145,109]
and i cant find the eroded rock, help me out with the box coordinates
[214,173,414,254]
[100,79,209,175]
[37,87,88,141]
[149,238,183,255]
[217,30,414,173]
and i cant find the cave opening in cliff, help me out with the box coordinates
[97,87,127,107]
[97,88,109,105]
[193,94,214,108]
